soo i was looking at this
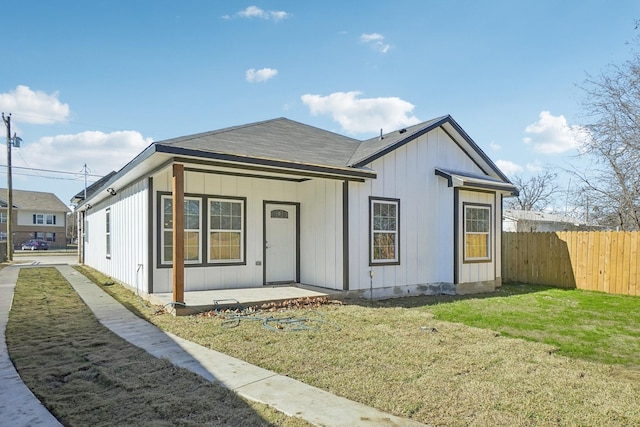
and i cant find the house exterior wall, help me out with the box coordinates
[347,127,488,297]
[83,179,149,293]
[149,167,345,293]
[298,179,343,288]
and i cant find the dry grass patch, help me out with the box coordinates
[5,267,310,427]
[76,266,640,426]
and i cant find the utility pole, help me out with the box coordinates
[2,113,13,261]
[83,163,87,200]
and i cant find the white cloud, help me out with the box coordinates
[0,85,70,124]
[246,68,278,83]
[233,6,290,22]
[16,130,153,176]
[360,33,391,53]
[301,91,420,135]
[526,161,543,172]
[495,160,523,177]
[490,141,501,151]
[523,111,587,154]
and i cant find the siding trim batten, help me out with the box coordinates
[453,188,459,284]
[342,180,349,291]
[147,177,154,294]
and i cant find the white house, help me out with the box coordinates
[73,115,517,306]
[503,209,598,232]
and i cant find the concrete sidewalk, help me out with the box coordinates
[1,263,425,426]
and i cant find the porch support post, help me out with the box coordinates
[172,163,185,304]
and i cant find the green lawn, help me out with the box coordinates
[75,265,640,426]
[420,283,640,366]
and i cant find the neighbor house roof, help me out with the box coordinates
[0,188,70,212]
[503,209,585,225]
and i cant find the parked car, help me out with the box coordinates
[21,240,49,250]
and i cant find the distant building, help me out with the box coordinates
[0,188,70,249]
[503,209,600,232]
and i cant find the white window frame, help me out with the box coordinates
[0,212,6,224]
[208,197,245,264]
[160,195,202,265]
[34,214,44,225]
[463,204,492,262]
[370,197,400,265]
[45,214,55,225]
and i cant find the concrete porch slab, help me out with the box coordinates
[148,285,339,315]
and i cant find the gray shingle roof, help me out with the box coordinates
[0,188,70,212]
[158,118,362,167]
[348,116,447,166]
[74,115,513,206]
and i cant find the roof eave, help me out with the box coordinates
[155,145,377,181]
[435,168,519,196]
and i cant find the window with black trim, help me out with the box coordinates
[161,195,202,264]
[370,197,400,264]
[209,198,244,263]
[463,204,491,262]
[106,209,111,258]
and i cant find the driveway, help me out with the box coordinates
[12,252,78,266]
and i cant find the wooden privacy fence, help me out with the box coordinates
[502,231,639,296]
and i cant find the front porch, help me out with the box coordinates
[148,284,342,315]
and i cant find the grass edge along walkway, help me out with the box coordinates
[5,266,312,427]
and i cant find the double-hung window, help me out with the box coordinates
[161,195,202,264]
[105,209,111,258]
[209,198,244,263]
[463,204,492,262]
[370,197,400,265]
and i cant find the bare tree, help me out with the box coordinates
[506,170,559,211]
[572,47,640,230]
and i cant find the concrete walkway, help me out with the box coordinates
[1,262,425,426]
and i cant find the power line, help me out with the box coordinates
[10,112,126,132]
[4,170,99,182]
[0,164,104,177]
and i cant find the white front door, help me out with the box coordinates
[265,203,297,284]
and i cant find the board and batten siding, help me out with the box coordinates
[348,127,489,291]
[151,167,346,292]
[298,179,343,289]
[83,179,149,294]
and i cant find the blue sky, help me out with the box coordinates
[2,1,639,208]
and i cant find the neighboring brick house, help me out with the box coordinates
[0,188,70,249]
